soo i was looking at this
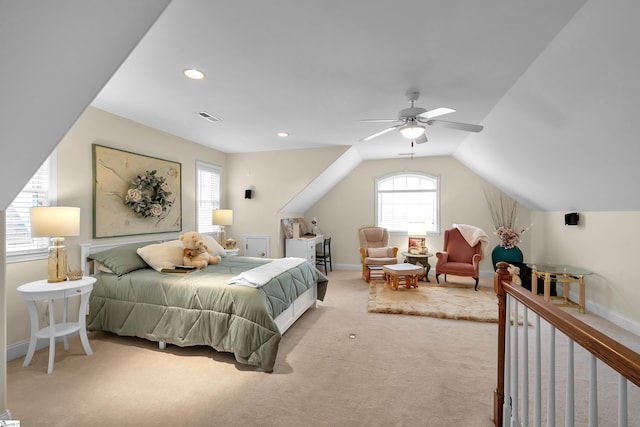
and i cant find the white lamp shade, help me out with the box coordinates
[30,206,81,237]
[407,222,427,236]
[212,209,233,226]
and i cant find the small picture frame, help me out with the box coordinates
[408,237,427,254]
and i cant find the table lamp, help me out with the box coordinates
[212,209,233,245]
[30,206,81,282]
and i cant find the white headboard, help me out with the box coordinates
[80,238,168,274]
[79,233,219,274]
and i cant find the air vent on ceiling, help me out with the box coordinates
[198,111,222,123]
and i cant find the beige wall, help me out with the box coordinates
[6,107,226,347]
[225,146,349,257]
[303,156,531,273]
[530,211,640,330]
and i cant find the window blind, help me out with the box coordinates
[6,158,51,254]
[196,161,221,233]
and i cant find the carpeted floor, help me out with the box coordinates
[6,270,640,426]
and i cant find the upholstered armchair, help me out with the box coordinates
[435,227,483,290]
[358,226,398,282]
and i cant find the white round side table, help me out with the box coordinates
[17,276,96,374]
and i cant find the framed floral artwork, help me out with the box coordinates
[92,144,182,238]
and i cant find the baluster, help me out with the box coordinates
[503,295,512,424]
[566,339,575,427]
[618,375,627,427]
[534,314,542,427]
[522,307,529,427]
[511,300,519,426]
[589,354,598,427]
[548,324,556,427]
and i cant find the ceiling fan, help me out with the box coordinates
[359,90,483,144]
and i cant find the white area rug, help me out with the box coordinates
[368,279,501,322]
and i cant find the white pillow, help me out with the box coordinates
[136,240,185,272]
[201,234,227,257]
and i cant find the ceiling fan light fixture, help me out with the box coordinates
[183,68,206,80]
[399,123,425,139]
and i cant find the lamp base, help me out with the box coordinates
[218,227,226,246]
[47,237,67,283]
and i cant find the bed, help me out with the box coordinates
[80,238,328,371]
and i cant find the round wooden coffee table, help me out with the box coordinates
[382,264,424,290]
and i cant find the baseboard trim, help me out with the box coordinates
[7,333,80,362]
[557,284,640,336]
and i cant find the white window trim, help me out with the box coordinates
[374,171,441,236]
[196,160,222,234]
[6,151,58,263]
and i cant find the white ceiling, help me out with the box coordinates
[7,0,638,213]
[92,0,587,161]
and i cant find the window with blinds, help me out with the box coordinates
[6,155,55,257]
[196,161,221,234]
[375,172,439,234]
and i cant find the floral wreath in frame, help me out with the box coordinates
[124,170,172,218]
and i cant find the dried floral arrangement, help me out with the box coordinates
[484,190,525,249]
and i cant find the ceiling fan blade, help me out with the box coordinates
[360,125,400,142]
[426,119,484,133]
[414,133,428,144]
[418,107,456,120]
[358,119,399,123]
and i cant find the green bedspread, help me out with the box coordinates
[87,257,328,371]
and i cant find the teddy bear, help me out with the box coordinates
[179,231,222,269]
[507,263,522,286]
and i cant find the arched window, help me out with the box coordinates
[375,172,439,234]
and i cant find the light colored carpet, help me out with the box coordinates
[368,277,500,322]
[6,270,639,426]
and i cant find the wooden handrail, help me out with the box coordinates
[493,262,640,426]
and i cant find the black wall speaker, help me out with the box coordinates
[565,212,579,226]
[245,189,253,199]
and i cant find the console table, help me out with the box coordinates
[527,264,593,313]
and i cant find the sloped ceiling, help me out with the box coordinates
[0,0,171,210]
[4,0,640,212]
[456,0,640,211]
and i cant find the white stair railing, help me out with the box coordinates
[494,263,640,427]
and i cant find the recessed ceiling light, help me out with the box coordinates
[183,68,205,80]
[276,131,289,137]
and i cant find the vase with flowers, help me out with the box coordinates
[485,190,526,270]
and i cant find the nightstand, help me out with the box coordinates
[225,248,240,257]
[17,276,96,374]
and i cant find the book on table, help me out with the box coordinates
[160,265,197,274]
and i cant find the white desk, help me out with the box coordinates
[285,235,323,264]
[17,276,96,374]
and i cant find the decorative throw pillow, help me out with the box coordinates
[136,240,185,272]
[367,247,391,257]
[87,242,149,276]
[201,233,227,257]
